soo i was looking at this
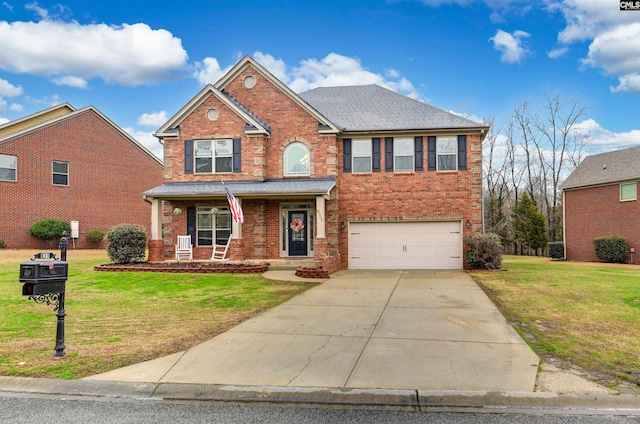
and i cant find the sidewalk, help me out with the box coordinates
[84,270,539,392]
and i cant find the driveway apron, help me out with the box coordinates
[86,270,540,392]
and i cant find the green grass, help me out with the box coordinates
[0,251,314,379]
[469,256,640,391]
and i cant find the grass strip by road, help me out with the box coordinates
[0,250,315,379]
[468,255,640,391]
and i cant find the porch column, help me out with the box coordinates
[150,198,162,240]
[232,198,243,239]
[315,196,326,239]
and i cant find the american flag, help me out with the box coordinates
[222,182,244,223]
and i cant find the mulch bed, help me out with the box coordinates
[94,262,269,274]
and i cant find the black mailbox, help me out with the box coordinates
[19,253,68,296]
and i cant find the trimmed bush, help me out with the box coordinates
[29,219,72,247]
[106,224,147,264]
[464,232,503,269]
[0,240,6,249]
[548,241,564,260]
[593,236,628,263]
[86,229,106,244]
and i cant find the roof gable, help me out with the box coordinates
[214,56,339,134]
[154,84,272,138]
[0,103,75,139]
[299,85,487,133]
[562,145,640,190]
[0,105,162,166]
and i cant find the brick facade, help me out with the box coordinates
[148,57,484,269]
[564,185,640,264]
[0,108,164,249]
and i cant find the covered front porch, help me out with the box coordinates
[143,178,340,272]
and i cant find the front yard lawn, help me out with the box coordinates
[0,250,315,379]
[468,255,640,392]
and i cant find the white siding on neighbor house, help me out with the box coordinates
[348,221,463,270]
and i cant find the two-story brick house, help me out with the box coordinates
[562,146,640,263]
[144,56,487,271]
[0,103,163,249]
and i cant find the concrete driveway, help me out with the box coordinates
[86,270,540,392]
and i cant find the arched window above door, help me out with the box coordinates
[284,142,310,176]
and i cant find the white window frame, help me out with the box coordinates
[437,136,458,171]
[394,137,414,172]
[196,206,231,247]
[620,182,637,202]
[0,154,17,181]
[284,142,310,176]
[352,139,372,173]
[194,139,233,174]
[52,161,69,186]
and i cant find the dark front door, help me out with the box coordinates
[288,211,307,256]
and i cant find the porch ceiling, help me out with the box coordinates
[143,177,336,200]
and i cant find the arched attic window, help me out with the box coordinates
[284,142,310,176]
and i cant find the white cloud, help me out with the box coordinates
[574,118,640,151]
[52,75,87,88]
[489,29,530,63]
[137,111,168,127]
[551,0,640,93]
[0,78,22,97]
[9,103,22,112]
[547,47,568,59]
[193,57,230,85]
[0,117,8,125]
[123,127,163,161]
[253,52,288,82]
[283,52,419,98]
[0,20,189,86]
[581,22,640,93]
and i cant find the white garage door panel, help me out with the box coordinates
[349,221,462,269]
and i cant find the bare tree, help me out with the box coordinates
[531,91,589,241]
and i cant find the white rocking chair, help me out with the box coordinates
[175,235,193,261]
[211,235,232,261]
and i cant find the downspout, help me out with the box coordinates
[143,195,152,205]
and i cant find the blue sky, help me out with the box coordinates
[1,0,639,160]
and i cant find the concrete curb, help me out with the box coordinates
[1,376,639,414]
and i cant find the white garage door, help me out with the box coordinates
[348,221,463,270]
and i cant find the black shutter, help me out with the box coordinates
[458,135,467,171]
[184,139,193,174]
[414,136,424,171]
[427,136,436,171]
[372,138,381,172]
[385,137,394,172]
[343,139,352,173]
[187,207,196,245]
[233,138,242,172]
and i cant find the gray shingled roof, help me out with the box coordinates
[299,85,486,132]
[562,146,640,190]
[144,178,336,199]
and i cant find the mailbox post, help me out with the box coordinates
[19,233,69,358]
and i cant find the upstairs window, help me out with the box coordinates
[0,154,16,181]
[352,139,372,173]
[394,138,414,172]
[284,142,310,176]
[436,136,457,171]
[52,161,69,186]
[195,139,232,174]
[621,183,637,201]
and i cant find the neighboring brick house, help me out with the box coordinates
[562,146,640,264]
[0,103,164,249]
[144,56,488,271]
